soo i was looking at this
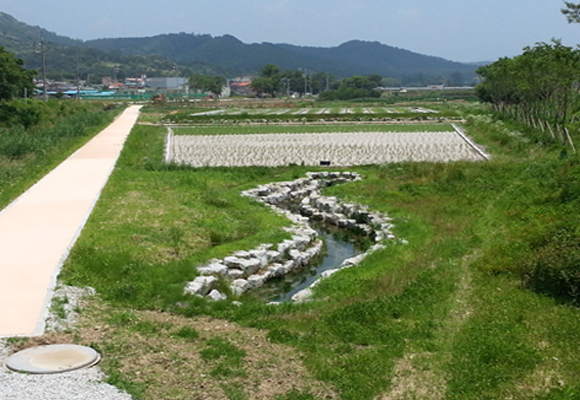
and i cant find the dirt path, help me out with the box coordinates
[376,253,477,400]
[0,106,141,337]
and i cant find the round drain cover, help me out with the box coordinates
[5,344,101,374]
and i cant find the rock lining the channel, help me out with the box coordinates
[184,172,401,302]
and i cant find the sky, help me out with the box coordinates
[2,0,579,63]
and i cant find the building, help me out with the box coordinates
[145,77,188,91]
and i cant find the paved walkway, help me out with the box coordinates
[0,105,141,337]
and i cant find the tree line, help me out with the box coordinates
[476,40,580,149]
[189,63,388,100]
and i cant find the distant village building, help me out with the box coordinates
[124,77,144,88]
[145,77,188,91]
[101,76,115,86]
[230,81,254,96]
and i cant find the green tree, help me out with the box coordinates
[0,47,35,102]
[341,76,376,91]
[249,76,274,97]
[250,63,281,97]
[365,73,383,88]
[562,2,580,23]
[188,74,224,96]
[260,63,281,79]
[310,72,336,94]
[476,40,580,146]
[381,77,403,87]
[282,70,304,94]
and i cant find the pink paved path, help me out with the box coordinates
[0,105,141,337]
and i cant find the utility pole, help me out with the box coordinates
[76,56,80,101]
[303,68,307,96]
[40,38,48,102]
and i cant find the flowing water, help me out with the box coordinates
[254,223,371,302]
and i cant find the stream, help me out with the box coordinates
[253,223,371,302]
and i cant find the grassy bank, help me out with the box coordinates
[0,100,122,209]
[46,104,580,399]
[172,123,454,136]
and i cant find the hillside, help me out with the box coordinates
[0,13,213,81]
[0,12,478,83]
[86,34,478,82]
[0,12,81,52]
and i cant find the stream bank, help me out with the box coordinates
[184,172,400,302]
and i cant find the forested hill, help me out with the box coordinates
[0,11,478,83]
[85,34,478,82]
[0,12,81,52]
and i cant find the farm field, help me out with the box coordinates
[12,101,580,400]
[190,106,439,117]
[167,128,484,167]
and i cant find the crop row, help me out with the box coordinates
[167,131,484,167]
[190,107,439,117]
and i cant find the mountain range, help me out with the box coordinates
[0,11,480,85]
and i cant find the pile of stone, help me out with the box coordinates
[184,172,399,302]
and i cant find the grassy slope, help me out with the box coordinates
[173,124,454,136]
[59,106,580,399]
[0,102,121,209]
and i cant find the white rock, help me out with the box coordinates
[305,240,323,258]
[227,269,244,279]
[266,250,281,263]
[288,249,303,261]
[292,288,313,303]
[249,249,269,266]
[208,289,227,301]
[234,250,251,259]
[291,235,311,251]
[247,274,265,288]
[267,263,285,278]
[184,276,217,296]
[224,256,244,269]
[321,268,340,278]
[238,258,261,275]
[231,279,250,296]
[277,240,294,255]
[281,260,297,274]
[198,262,228,276]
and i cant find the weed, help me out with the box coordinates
[223,384,249,400]
[201,337,247,379]
[171,326,199,341]
[276,390,322,400]
[50,295,69,320]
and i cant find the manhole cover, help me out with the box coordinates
[5,344,101,374]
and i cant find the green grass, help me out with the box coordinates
[0,100,121,209]
[61,124,295,309]
[201,337,247,378]
[59,101,580,399]
[173,123,454,136]
[171,326,199,341]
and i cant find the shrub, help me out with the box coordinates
[525,227,580,304]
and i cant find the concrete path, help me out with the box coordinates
[0,105,141,337]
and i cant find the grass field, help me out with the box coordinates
[173,124,454,136]
[0,101,122,209]
[14,101,580,400]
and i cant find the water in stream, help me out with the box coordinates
[253,223,371,302]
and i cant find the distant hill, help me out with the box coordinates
[0,12,478,84]
[0,12,81,52]
[0,13,212,80]
[85,34,478,83]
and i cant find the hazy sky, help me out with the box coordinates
[2,0,578,62]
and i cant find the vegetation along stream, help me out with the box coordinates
[253,208,372,302]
